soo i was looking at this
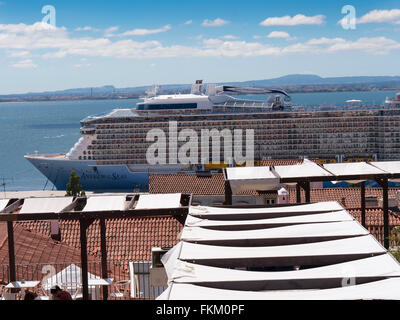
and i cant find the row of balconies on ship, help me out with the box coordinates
[92,130,385,141]
[88,144,380,157]
[88,137,384,148]
[92,120,388,132]
[90,151,380,162]
[88,148,400,158]
[92,122,398,132]
[90,116,396,130]
[87,139,388,149]
[87,140,381,150]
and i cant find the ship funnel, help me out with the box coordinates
[191,80,204,95]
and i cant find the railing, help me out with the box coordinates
[0,260,164,300]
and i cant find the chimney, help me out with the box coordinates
[278,187,289,204]
[50,220,61,241]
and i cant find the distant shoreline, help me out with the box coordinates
[0,87,399,104]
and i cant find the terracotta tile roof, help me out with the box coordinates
[0,224,89,266]
[348,208,400,245]
[149,173,225,195]
[0,223,109,284]
[288,187,400,208]
[348,208,400,226]
[19,216,183,263]
[259,159,305,166]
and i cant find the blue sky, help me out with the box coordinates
[0,0,399,94]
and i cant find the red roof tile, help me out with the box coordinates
[19,216,183,263]
[149,173,225,195]
[288,187,400,209]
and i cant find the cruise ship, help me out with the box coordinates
[25,83,400,191]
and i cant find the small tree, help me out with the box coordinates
[65,171,86,197]
[389,226,400,262]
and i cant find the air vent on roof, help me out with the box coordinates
[365,196,379,208]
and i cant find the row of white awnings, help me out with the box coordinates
[8,193,183,214]
[225,160,400,193]
[158,201,400,300]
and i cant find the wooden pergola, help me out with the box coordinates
[0,193,191,300]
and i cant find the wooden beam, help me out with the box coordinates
[376,177,389,249]
[296,184,301,204]
[99,218,108,300]
[0,207,190,222]
[224,180,233,206]
[360,181,366,227]
[304,181,311,203]
[79,219,94,300]
[7,221,16,284]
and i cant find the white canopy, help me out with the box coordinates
[273,159,332,180]
[82,196,126,212]
[135,193,182,209]
[189,202,344,220]
[225,167,280,193]
[370,161,400,182]
[369,161,400,174]
[185,210,354,229]
[324,162,386,183]
[176,236,385,268]
[180,222,368,246]
[168,254,400,289]
[0,199,10,212]
[43,263,100,291]
[158,278,400,300]
[20,197,73,214]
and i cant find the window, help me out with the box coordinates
[137,103,198,110]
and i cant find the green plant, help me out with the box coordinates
[65,171,86,197]
[389,226,400,262]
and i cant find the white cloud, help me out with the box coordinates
[12,59,37,68]
[75,26,100,32]
[260,14,325,26]
[104,26,119,37]
[74,63,91,68]
[8,50,30,57]
[358,9,400,24]
[267,31,291,39]
[1,22,399,61]
[184,20,193,25]
[0,21,66,35]
[222,35,238,39]
[202,18,230,27]
[119,25,171,36]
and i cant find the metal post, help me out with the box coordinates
[224,180,232,206]
[100,218,108,300]
[304,181,311,203]
[296,184,301,204]
[360,181,366,227]
[80,219,90,300]
[382,178,389,249]
[7,221,16,284]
